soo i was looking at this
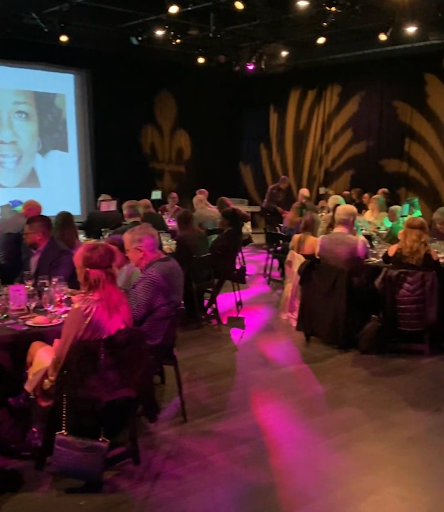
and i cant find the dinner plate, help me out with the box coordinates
[25,318,64,327]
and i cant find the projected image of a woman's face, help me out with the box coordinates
[0,90,39,188]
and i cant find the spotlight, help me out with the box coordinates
[59,33,69,43]
[296,0,310,7]
[405,24,418,34]
[246,62,255,71]
[168,4,180,14]
[197,56,206,64]
[378,32,388,41]
[316,36,327,45]
[281,50,290,57]
[154,28,166,36]
[175,38,182,44]
[234,1,245,10]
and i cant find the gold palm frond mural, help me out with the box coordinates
[380,74,444,219]
[141,90,192,193]
[240,84,367,203]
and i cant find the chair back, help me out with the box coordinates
[190,253,215,289]
[268,231,291,248]
[380,269,438,332]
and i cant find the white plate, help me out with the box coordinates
[25,318,64,327]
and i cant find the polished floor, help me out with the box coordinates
[2,245,444,512]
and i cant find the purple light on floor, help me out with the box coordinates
[246,62,255,71]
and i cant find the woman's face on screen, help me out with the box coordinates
[0,90,39,187]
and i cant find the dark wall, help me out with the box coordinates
[0,40,244,206]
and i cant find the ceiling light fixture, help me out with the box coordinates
[175,38,182,44]
[405,24,418,34]
[59,33,69,43]
[296,0,310,7]
[168,4,180,14]
[154,28,166,36]
[197,56,206,64]
[316,36,327,45]
[378,32,388,41]
[281,50,290,57]
[234,1,245,10]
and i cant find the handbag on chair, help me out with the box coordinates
[51,342,110,482]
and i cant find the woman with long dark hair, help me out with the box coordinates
[53,211,81,253]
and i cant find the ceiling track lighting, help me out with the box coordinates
[405,23,418,34]
[197,56,206,64]
[316,36,327,45]
[234,1,245,10]
[154,28,166,36]
[296,0,310,8]
[59,33,69,43]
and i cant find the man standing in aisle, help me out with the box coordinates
[262,175,291,229]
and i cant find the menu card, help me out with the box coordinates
[8,285,27,310]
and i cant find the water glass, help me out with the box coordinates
[27,289,39,315]
[41,289,55,314]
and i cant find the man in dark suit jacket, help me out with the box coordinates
[22,215,79,289]
[81,194,123,239]
[113,201,142,235]
[139,199,168,232]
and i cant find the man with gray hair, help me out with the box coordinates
[113,200,142,235]
[431,207,444,241]
[124,224,184,351]
[318,204,368,270]
[139,199,168,232]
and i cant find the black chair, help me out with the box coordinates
[229,259,247,315]
[263,228,276,278]
[35,328,155,472]
[378,269,438,355]
[156,308,188,422]
[266,231,291,285]
[190,254,222,325]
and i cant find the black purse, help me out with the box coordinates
[51,342,110,482]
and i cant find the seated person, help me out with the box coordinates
[174,210,209,273]
[159,192,182,220]
[382,217,440,272]
[124,225,184,352]
[383,205,404,245]
[363,195,388,229]
[113,201,142,235]
[318,205,368,271]
[196,189,216,209]
[319,195,345,236]
[107,235,140,291]
[290,212,320,259]
[193,195,221,230]
[210,208,243,279]
[351,188,366,214]
[9,243,133,409]
[53,211,82,254]
[405,197,423,219]
[81,194,123,239]
[139,199,168,232]
[0,200,42,285]
[22,215,79,289]
[430,207,444,241]
[262,176,291,229]
[216,197,251,223]
[282,202,303,237]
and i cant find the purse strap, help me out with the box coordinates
[61,340,106,441]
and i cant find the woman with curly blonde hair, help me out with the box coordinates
[382,217,440,271]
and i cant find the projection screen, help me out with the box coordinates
[0,61,94,220]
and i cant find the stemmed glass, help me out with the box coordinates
[23,271,33,291]
[27,289,39,316]
[41,289,55,317]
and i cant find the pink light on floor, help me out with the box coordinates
[251,390,350,511]
[229,305,274,346]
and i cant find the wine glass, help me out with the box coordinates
[0,292,8,318]
[27,289,39,316]
[23,271,33,290]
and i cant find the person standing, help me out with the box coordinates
[262,176,291,229]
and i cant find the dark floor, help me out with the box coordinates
[2,245,444,512]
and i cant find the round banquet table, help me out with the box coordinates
[0,323,62,400]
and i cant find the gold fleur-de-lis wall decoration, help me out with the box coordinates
[141,90,192,193]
